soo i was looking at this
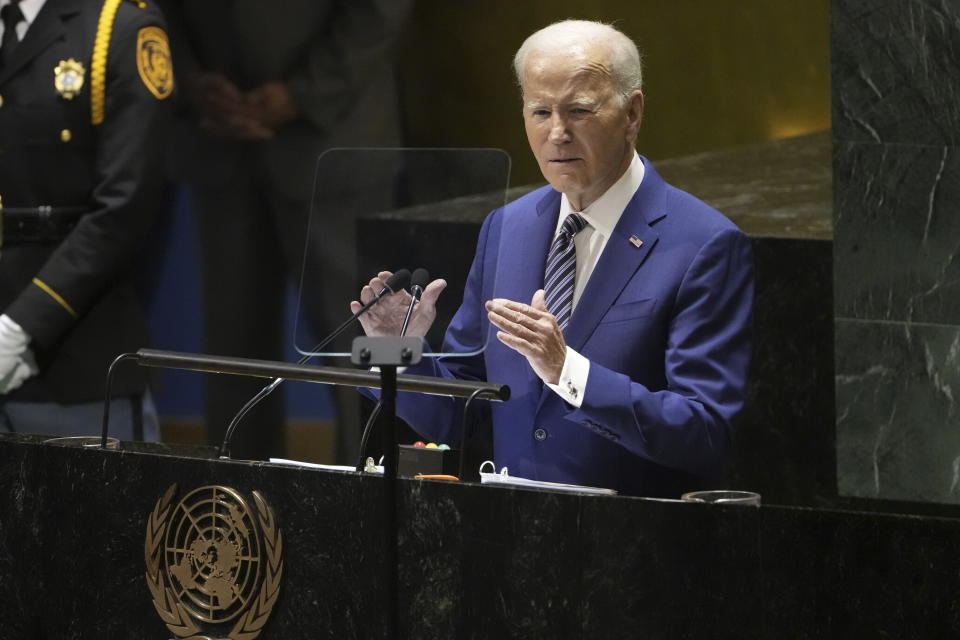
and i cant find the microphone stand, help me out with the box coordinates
[349,335,421,640]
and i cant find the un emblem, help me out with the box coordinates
[145,485,283,639]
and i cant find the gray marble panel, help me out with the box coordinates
[836,319,960,503]
[833,0,960,144]
[833,141,960,324]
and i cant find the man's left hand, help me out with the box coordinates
[486,289,566,385]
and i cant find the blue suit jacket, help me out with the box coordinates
[396,157,754,497]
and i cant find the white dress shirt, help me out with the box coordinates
[545,153,645,407]
[0,0,46,41]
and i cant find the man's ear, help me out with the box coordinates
[626,90,644,138]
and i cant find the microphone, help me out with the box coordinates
[361,269,412,314]
[220,268,411,458]
[399,268,429,337]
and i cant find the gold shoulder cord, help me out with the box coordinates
[91,0,146,124]
[90,0,147,126]
[90,0,122,125]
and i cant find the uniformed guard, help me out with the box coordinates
[0,0,172,438]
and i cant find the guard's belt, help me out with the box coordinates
[0,206,91,245]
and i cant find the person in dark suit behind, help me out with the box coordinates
[0,0,172,438]
[158,0,411,461]
[353,20,755,498]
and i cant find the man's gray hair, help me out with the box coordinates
[513,20,643,100]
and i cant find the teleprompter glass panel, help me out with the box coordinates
[294,148,511,360]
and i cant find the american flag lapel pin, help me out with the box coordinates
[629,235,643,248]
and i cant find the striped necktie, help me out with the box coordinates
[543,212,588,331]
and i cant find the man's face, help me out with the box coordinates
[522,47,643,211]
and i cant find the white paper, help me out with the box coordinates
[478,462,616,495]
[267,458,383,473]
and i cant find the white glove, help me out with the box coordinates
[0,314,38,393]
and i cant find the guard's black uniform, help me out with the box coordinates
[0,0,171,403]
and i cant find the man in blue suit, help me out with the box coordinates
[354,20,754,498]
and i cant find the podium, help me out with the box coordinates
[2,433,960,638]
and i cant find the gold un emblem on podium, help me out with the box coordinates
[145,484,283,640]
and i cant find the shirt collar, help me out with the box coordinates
[558,153,645,239]
[6,0,46,26]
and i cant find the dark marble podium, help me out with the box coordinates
[2,434,960,638]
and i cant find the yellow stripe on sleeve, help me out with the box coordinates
[32,278,78,318]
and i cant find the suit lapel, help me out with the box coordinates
[563,157,668,353]
[0,0,81,86]
[494,187,560,306]
[491,188,559,404]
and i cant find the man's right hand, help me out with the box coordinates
[350,271,446,338]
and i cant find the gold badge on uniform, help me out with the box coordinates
[53,59,85,100]
[136,26,174,100]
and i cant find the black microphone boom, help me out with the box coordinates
[399,268,429,337]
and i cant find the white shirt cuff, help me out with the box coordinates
[546,346,589,408]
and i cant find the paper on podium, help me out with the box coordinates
[478,461,617,495]
[268,458,383,474]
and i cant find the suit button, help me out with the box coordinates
[0,94,4,108]
[60,129,72,143]
[534,428,547,441]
